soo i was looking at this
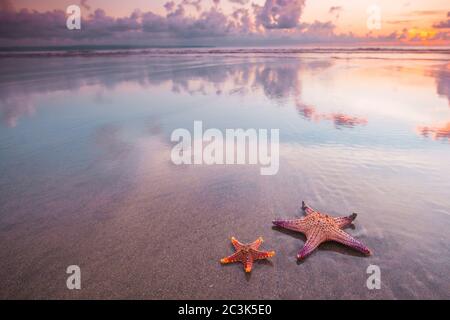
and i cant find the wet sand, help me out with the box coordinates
[0,50,449,299]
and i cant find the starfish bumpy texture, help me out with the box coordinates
[220,237,275,273]
[273,201,372,260]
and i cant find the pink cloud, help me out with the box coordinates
[329,6,342,20]
[181,0,202,12]
[164,1,176,12]
[254,0,306,29]
[433,12,450,29]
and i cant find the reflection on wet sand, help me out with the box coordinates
[297,103,368,128]
[0,96,34,128]
[1,54,448,142]
[417,122,450,141]
[432,63,449,104]
[0,56,315,127]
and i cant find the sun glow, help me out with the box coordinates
[408,28,438,40]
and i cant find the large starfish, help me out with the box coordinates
[273,201,372,260]
[220,237,275,273]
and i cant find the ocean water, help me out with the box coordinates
[0,49,449,299]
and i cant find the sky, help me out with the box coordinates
[0,0,449,47]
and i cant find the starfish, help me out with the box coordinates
[273,201,372,260]
[220,237,275,273]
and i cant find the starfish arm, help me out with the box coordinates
[231,237,244,250]
[243,255,254,273]
[251,249,275,261]
[249,237,263,250]
[297,230,323,260]
[272,218,306,233]
[220,251,243,264]
[328,228,372,256]
[334,213,357,228]
[302,201,317,215]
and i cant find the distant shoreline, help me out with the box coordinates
[0,46,449,58]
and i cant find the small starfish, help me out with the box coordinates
[273,201,372,260]
[220,237,275,273]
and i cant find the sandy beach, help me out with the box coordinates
[0,50,449,299]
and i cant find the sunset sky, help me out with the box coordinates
[0,0,449,46]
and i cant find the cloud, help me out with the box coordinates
[170,8,231,37]
[181,0,202,12]
[160,4,233,38]
[255,0,306,29]
[230,8,252,33]
[433,12,450,29]
[142,11,168,33]
[385,19,413,25]
[83,9,141,37]
[228,0,249,5]
[304,20,335,36]
[0,8,140,41]
[0,0,13,12]
[164,1,176,12]
[80,0,91,11]
[0,0,447,47]
[410,10,446,16]
[434,20,450,29]
[329,6,342,19]
[0,2,250,45]
[0,9,67,40]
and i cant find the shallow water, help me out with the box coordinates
[0,50,449,299]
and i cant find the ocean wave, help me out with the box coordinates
[0,46,449,58]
